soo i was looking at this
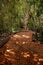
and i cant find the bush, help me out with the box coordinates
[27,18,36,31]
[13,18,24,31]
[32,22,43,44]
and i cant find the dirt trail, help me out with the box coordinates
[0,31,43,65]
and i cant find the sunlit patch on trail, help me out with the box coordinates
[6,57,15,62]
[39,58,43,61]
[22,35,30,38]
[13,34,30,39]
[33,53,39,62]
[8,51,15,54]
[33,58,38,61]
[6,49,13,52]
[16,41,19,44]
[6,49,10,52]
[33,54,38,57]
[22,42,26,44]
[4,54,10,57]
[37,62,40,65]
[13,35,22,38]
[4,48,16,62]
[21,52,30,58]
[6,49,15,55]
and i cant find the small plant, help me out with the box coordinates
[32,23,43,44]
[13,19,24,31]
[27,18,36,31]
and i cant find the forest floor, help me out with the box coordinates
[0,30,43,65]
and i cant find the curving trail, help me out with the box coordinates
[0,30,43,65]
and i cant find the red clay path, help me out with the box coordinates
[0,30,43,65]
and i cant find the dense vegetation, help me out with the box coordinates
[0,0,43,43]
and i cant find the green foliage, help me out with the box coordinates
[0,0,43,34]
[32,22,43,43]
[13,23,20,31]
[35,22,43,32]
[13,17,24,31]
[0,0,27,33]
[27,18,36,31]
[0,21,3,33]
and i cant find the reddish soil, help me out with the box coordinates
[0,30,43,65]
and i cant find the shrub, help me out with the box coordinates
[32,22,43,44]
[13,18,24,31]
[27,18,36,31]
